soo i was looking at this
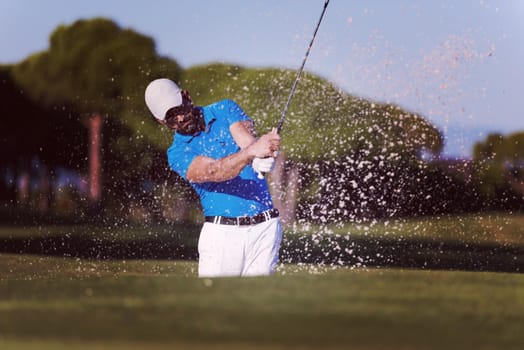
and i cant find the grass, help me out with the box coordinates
[294,212,524,246]
[4,212,524,245]
[2,213,524,272]
[1,214,524,349]
[1,254,524,350]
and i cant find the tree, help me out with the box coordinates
[182,63,443,223]
[472,132,524,209]
[4,20,445,224]
[0,66,87,210]
[10,18,183,213]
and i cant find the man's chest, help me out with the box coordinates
[193,124,239,158]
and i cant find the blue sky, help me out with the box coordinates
[1,0,523,157]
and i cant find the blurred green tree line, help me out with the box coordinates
[1,18,522,225]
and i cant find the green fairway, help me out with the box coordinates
[1,254,524,350]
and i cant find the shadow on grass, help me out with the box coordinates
[1,227,523,273]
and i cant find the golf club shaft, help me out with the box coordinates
[276,0,330,134]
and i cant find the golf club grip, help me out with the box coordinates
[255,151,279,179]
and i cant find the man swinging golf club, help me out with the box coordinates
[145,0,329,277]
[145,78,282,277]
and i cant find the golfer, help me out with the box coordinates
[145,78,282,277]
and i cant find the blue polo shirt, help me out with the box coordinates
[167,99,274,217]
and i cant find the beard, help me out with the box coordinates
[176,108,205,135]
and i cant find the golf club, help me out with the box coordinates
[276,0,330,134]
[257,0,330,179]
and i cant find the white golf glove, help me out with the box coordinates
[252,157,276,179]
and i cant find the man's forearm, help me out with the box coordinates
[186,129,278,183]
[187,148,254,183]
[206,148,254,182]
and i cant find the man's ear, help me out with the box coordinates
[181,90,193,105]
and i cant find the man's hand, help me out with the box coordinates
[247,128,280,158]
[252,157,276,178]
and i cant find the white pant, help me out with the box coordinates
[197,218,282,277]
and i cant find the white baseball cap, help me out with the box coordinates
[145,78,183,120]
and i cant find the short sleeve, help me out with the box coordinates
[220,99,251,125]
[167,142,198,180]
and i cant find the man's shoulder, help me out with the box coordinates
[167,137,184,153]
[204,99,239,111]
[204,99,250,124]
